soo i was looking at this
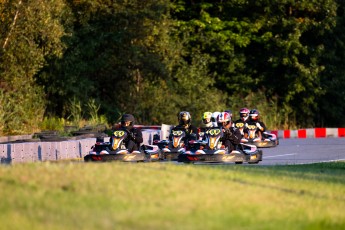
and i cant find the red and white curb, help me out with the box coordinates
[271,128,345,138]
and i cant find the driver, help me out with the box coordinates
[232,108,250,138]
[199,111,214,140]
[248,109,266,139]
[115,114,143,152]
[170,111,199,143]
[218,112,242,151]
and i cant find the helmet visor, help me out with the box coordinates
[121,121,132,127]
[250,114,258,120]
[219,121,230,127]
[203,118,211,124]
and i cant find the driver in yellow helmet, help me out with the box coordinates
[199,111,213,140]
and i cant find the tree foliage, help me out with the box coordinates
[0,0,70,134]
[0,0,345,135]
[171,0,337,128]
[38,0,226,126]
[316,0,345,127]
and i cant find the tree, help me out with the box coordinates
[170,0,338,128]
[39,0,226,126]
[317,0,345,127]
[0,0,70,134]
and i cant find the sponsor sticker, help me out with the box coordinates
[173,137,181,148]
[124,155,136,160]
[172,130,183,136]
[209,129,221,136]
[113,130,125,137]
[236,123,244,128]
[222,155,235,161]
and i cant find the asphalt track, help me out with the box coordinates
[186,138,345,166]
[260,138,345,165]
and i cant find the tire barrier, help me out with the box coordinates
[0,129,161,164]
[0,138,96,164]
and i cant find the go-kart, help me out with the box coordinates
[178,127,262,164]
[153,130,186,161]
[84,130,160,162]
[241,124,278,148]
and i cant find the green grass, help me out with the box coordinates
[0,162,344,230]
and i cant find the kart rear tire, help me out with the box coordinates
[235,162,243,164]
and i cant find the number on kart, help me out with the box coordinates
[113,130,125,137]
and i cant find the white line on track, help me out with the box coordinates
[264,153,297,158]
[294,159,345,165]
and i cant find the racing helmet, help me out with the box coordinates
[211,112,221,127]
[121,114,135,129]
[202,111,213,127]
[217,112,231,127]
[249,109,260,121]
[178,111,191,126]
[239,107,250,122]
[224,110,233,119]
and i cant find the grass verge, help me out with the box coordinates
[0,161,344,230]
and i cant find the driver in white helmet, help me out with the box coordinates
[218,112,242,152]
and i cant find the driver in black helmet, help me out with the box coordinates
[116,114,143,152]
[170,111,199,143]
[248,109,266,139]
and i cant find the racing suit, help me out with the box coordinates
[246,120,266,139]
[221,127,242,151]
[233,119,249,138]
[117,126,143,152]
